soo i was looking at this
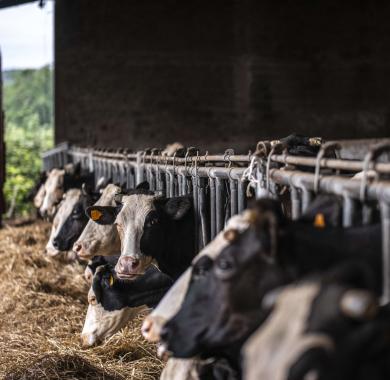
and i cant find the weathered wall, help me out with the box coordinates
[55,0,390,153]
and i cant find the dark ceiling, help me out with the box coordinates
[0,0,38,9]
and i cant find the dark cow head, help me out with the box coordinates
[84,255,120,284]
[85,191,193,280]
[51,185,100,253]
[243,264,386,380]
[81,264,173,347]
[160,199,287,359]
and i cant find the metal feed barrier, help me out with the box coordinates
[43,138,390,303]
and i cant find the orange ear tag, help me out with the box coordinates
[109,275,114,287]
[314,213,326,228]
[91,209,103,221]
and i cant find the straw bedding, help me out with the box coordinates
[0,221,163,380]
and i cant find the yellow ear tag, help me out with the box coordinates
[109,275,114,287]
[314,213,326,228]
[91,209,103,221]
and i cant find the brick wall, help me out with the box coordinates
[55,0,390,153]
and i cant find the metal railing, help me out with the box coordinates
[42,138,390,302]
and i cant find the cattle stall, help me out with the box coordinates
[42,138,390,301]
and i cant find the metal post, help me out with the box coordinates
[192,177,199,252]
[342,195,356,228]
[216,178,225,233]
[230,179,238,216]
[290,187,301,220]
[380,202,390,304]
[136,152,144,185]
[301,188,313,213]
[238,180,246,213]
[198,177,209,249]
[209,177,216,239]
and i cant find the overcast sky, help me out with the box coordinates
[0,1,53,70]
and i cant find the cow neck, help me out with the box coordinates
[279,222,382,290]
[155,208,195,280]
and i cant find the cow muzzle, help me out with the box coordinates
[80,333,98,348]
[141,315,165,342]
[73,241,96,260]
[115,256,143,280]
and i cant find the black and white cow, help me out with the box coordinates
[85,192,195,280]
[73,182,148,260]
[80,264,173,347]
[243,266,390,380]
[39,163,94,219]
[160,199,382,370]
[46,185,101,259]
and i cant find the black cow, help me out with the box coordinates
[81,264,173,347]
[160,199,382,371]
[86,193,195,280]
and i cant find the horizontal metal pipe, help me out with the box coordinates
[269,169,390,203]
[271,154,390,174]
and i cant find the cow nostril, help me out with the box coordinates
[73,243,82,253]
[131,259,140,270]
[141,319,152,335]
[52,238,59,249]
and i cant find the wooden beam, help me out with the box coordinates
[0,50,5,227]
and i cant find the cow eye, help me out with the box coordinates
[147,217,159,227]
[215,255,236,279]
[89,295,97,305]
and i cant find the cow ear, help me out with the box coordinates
[136,181,149,190]
[96,176,112,191]
[85,205,120,225]
[162,196,192,220]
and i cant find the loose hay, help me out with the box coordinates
[0,221,163,379]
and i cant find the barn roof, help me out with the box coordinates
[0,0,38,9]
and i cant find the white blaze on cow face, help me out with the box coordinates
[80,284,145,347]
[33,184,46,209]
[40,169,66,218]
[243,284,334,380]
[46,189,82,257]
[141,213,251,342]
[74,184,122,260]
[114,194,156,275]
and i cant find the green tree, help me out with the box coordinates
[3,66,54,216]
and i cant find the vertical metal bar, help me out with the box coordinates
[192,177,199,252]
[209,177,216,239]
[362,204,373,226]
[290,187,301,220]
[216,178,224,233]
[238,180,246,213]
[136,152,144,185]
[169,172,174,198]
[301,188,313,213]
[198,177,209,248]
[230,179,238,216]
[342,195,356,228]
[380,202,390,304]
